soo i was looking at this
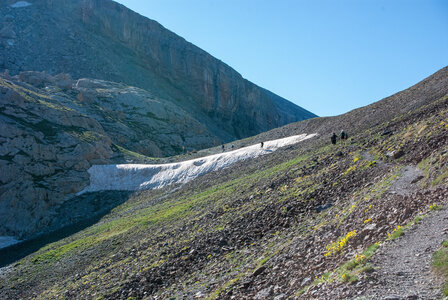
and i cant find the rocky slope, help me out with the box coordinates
[0,67,447,299]
[0,70,233,239]
[0,74,113,239]
[0,0,316,143]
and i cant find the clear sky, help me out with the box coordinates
[114,0,448,117]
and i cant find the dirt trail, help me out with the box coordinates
[356,205,447,299]
[388,165,424,196]
[352,163,446,300]
[336,156,446,299]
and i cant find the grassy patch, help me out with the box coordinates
[387,225,404,240]
[300,212,430,295]
[324,230,357,257]
[113,144,157,162]
[429,203,444,211]
[433,170,448,186]
[299,242,380,295]
[433,235,448,296]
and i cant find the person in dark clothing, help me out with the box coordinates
[340,130,347,140]
[331,133,337,145]
[221,144,225,152]
[261,141,264,148]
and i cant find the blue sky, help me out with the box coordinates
[115,0,448,117]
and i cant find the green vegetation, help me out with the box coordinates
[324,230,357,257]
[429,203,444,211]
[2,86,447,299]
[300,208,438,295]
[387,225,404,240]
[433,235,448,296]
[300,243,379,294]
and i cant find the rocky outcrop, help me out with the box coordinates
[0,0,316,143]
[0,75,114,238]
[71,78,217,157]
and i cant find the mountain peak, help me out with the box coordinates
[1,0,316,143]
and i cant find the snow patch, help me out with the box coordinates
[10,1,32,8]
[80,134,317,193]
[0,236,20,249]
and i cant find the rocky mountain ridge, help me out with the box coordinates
[0,0,316,143]
[0,0,317,242]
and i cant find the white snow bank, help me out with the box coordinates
[0,236,20,249]
[80,133,317,193]
[10,1,32,8]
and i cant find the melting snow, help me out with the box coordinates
[0,236,20,249]
[10,1,32,8]
[80,134,317,193]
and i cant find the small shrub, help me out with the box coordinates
[387,225,403,240]
[433,242,448,296]
[429,203,443,211]
[324,230,357,257]
[340,272,358,283]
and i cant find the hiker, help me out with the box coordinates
[231,144,235,150]
[331,133,337,145]
[221,144,225,152]
[261,141,264,148]
[340,130,348,140]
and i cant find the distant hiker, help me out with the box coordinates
[221,144,225,152]
[331,133,337,145]
[231,144,235,150]
[340,130,348,140]
[261,141,264,148]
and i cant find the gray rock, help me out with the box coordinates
[0,77,116,238]
[0,27,16,39]
[52,73,73,89]
[75,78,107,89]
[393,150,405,159]
[301,277,312,287]
[18,71,49,87]
[252,266,266,277]
[255,286,272,299]
[273,294,286,300]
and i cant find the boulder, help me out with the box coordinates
[75,78,107,89]
[18,71,50,87]
[0,27,16,39]
[52,73,73,89]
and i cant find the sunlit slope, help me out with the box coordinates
[1,67,448,299]
[0,92,447,299]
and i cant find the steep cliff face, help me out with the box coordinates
[0,0,316,143]
[0,75,113,238]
